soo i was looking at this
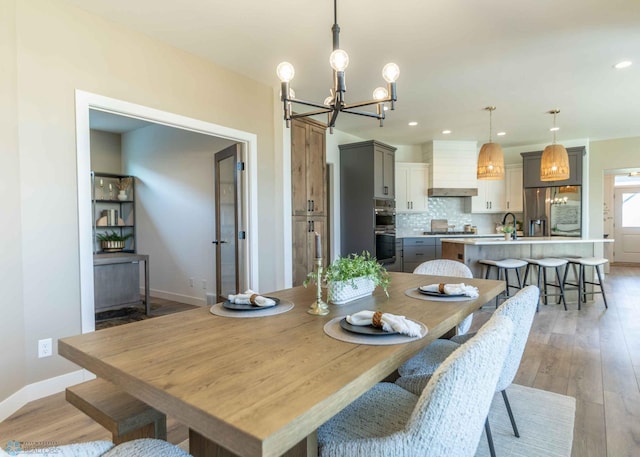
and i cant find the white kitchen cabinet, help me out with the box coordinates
[505,164,523,212]
[470,178,506,213]
[395,163,429,212]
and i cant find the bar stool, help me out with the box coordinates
[522,258,568,311]
[478,258,528,307]
[562,257,609,310]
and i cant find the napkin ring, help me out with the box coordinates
[372,311,383,328]
[438,283,445,294]
[249,294,259,304]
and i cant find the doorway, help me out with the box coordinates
[214,145,245,300]
[614,185,640,264]
[76,90,259,333]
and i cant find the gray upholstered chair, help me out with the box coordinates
[22,439,191,457]
[396,285,540,457]
[317,314,514,457]
[413,259,475,334]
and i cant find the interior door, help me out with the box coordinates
[614,186,640,263]
[214,144,244,301]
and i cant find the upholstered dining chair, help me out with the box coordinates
[13,438,191,457]
[395,285,540,457]
[413,259,475,334]
[317,314,514,457]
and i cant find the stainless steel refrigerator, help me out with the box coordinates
[523,186,582,237]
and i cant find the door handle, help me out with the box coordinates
[384,186,388,195]
[307,200,312,212]
[311,200,315,212]
[212,240,228,245]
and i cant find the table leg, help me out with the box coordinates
[188,429,317,457]
[144,258,150,316]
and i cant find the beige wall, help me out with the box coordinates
[0,0,26,403]
[3,0,278,401]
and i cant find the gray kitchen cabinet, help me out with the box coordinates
[340,140,396,200]
[521,146,584,188]
[402,238,442,272]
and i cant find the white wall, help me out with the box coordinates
[122,124,235,305]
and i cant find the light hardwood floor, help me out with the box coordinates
[1,266,639,456]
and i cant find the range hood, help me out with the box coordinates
[424,140,479,197]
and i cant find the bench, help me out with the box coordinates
[66,378,166,444]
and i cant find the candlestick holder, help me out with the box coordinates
[308,258,329,315]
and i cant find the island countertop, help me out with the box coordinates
[442,236,613,245]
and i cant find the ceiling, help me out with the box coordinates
[67,0,640,148]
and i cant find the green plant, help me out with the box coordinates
[305,251,390,297]
[97,231,133,242]
[502,224,515,234]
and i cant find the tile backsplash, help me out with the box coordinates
[396,197,521,235]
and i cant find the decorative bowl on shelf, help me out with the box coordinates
[101,240,125,252]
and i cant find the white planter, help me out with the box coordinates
[328,276,376,305]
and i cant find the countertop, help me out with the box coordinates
[396,232,511,239]
[441,236,614,245]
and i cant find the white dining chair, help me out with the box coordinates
[317,314,514,457]
[413,259,475,334]
[395,285,540,457]
[17,439,191,457]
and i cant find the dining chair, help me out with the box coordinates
[395,285,540,457]
[317,314,514,457]
[19,438,191,457]
[412,259,475,334]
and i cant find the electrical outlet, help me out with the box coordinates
[189,277,194,287]
[38,338,53,358]
[201,280,207,290]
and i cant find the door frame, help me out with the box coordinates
[614,185,640,264]
[75,90,259,334]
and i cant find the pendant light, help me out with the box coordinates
[477,106,504,180]
[540,109,570,181]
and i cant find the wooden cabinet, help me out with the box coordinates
[521,146,584,188]
[292,216,328,287]
[505,164,523,212]
[291,118,328,286]
[470,179,506,213]
[396,163,429,212]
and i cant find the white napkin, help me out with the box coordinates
[346,310,422,337]
[419,283,479,298]
[227,289,276,307]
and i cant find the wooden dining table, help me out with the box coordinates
[59,272,504,457]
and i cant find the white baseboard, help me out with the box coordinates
[0,370,95,422]
[146,288,206,307]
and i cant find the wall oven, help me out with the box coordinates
[374,199,396,264]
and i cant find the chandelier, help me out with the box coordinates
[276,0,399,133]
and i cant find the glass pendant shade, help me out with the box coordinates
[540,144,570,181]
[477,142,505,179]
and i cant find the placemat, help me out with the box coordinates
[404,288,474,302]
[323,316,428,345]
[210,300,294,318]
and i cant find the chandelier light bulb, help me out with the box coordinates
[382,63,400,83]
[324,96,334,106]
[276,62,295,82]
[329,49,349,71]
[372,87,388,100]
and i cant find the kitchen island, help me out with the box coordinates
[442,237,613,302]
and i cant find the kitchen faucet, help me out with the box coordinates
[502,212,518,240]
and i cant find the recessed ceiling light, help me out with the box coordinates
[614,60,632,69]
[408,121,418,126]
[442,129,451,134]
[549,126,560,132]
[496,131,506,136]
